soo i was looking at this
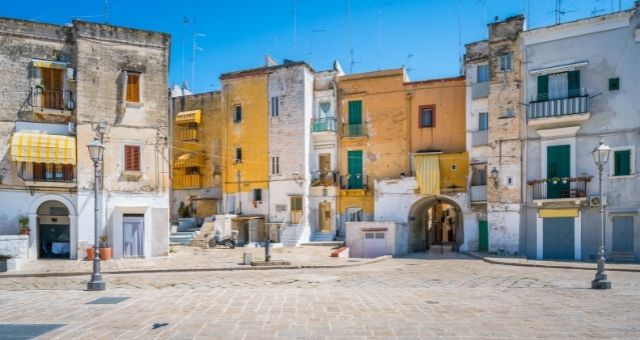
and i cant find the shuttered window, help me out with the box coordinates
[126,73,141,103]
[270,96,279,117]
[614,150,631,176]
[235,148,242,162]
[124,145,141,171]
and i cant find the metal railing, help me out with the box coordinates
[311,117,337,133]
[20,163,76,183]
[470,185,487,202]
[527,176,591,200]
[311,171,337,187]
[31,88,74,111]
[339,173,368,190]
[527,88,589,120]
[472,82,489,99]
[471,130,488,146]
[342,123,366,137]
[178,129,198,141]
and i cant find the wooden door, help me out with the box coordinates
[347,150,363,189]
[478,220,488,252]
[319,201,331,232]
[41,67,64,109]
[290,196,303,224]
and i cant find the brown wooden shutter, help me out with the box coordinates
[124,145,141,171]
[126,73,140,103]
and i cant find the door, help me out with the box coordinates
[363,232,386,258]
[478,220,488,252]
[290,196,303,224]
[38,224,70,259]
[319,202,331,232]
[123,215,144,257]
[547,145,570,199]
[612,216,634,252]
[319,153,331,185]
[41,67,64,109]
[543,217,574,259]
[347,150,363,189]
[347,100,362,135]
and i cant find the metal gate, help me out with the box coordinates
[543,217,574,259]
[613,216,634,252]
[363,232,386,258]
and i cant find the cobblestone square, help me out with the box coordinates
[1,254,639,338]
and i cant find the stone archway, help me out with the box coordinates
[28,194,78,259]
[407,195,464,252]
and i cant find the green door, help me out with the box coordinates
[347,150,363,189]
[348,101,362,136]
[547,145,570,199]
[478,220,488,252]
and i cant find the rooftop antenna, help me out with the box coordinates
[307,29,326,56]
[377,3,390,71]
[191,33,205,91]
[104,0,108,24]
[292,0,302,58]
[457,0,463,74]
[182,17,190,88]
[346,0,357,74]
[552,0,576,24]
[591,6,605,16]
[404,53,414,73]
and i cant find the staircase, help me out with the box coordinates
[280,224,305,246]
[190,221,217,248]
[311,232,335,242]
[169,228,200,245]
[610,252,638,262]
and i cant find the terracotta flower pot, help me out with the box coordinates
[19,229,29,236]
[86,248,95,261]
[99,247,112,261]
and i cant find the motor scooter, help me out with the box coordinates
[208,230,238,249]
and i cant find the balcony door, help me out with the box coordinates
[347,150,363,189]
[41,67,64,109]
[547,145,570,199]
[347,101,362,135]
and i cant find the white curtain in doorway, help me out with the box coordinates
[548,73,568,99]
[123,215,144,257]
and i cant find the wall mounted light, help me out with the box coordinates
[490,167,499,185]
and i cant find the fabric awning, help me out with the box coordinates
[174,153,206,168]
[11,132,76,165]
[32,59,67,69]
[414,154,440,195]
[175,110,201,125]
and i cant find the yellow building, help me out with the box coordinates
[171,91,223,219]
[219,69,270,215]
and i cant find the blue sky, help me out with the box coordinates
[1,0,636,92]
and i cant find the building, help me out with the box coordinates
[0,18,171,260]
[521,5,640,261]
[170,91,223,220]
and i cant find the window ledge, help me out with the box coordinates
[126,102,143,108]
[609,174,636,179]
[122,170,142,179]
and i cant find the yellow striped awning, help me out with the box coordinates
[11,132,76,165]
[414,154,440,195]
[32,59,67,69]
[174,153,206,168]
[175,110,201,125]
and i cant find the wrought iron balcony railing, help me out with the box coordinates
[311,117,337,133]
[527,176,591,200]
[527,88,589,120]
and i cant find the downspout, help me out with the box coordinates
[520,37,528,259]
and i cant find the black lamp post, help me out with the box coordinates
[591,141,611,290]
[87,138,106,291]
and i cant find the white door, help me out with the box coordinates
[123,215,144,257]
[363,232,386,258]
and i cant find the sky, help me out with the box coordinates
[1,0,636,93]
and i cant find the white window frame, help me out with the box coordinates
[609,145,636,179]
[500,53,512,72]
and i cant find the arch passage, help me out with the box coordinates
[408,196,464,252]
[36,200,71,259]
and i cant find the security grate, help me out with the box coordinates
[0,324,64,339]
[87,297,130,304]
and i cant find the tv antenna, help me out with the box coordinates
[292,0,303,58]
[191,33,205,91]
[551,0,576,24]
[591,7,605,16]
[308,29,326,56]
[377,3,390,71]
[181,17,190,88]
[346,0,358,74]
[404,53,414,73]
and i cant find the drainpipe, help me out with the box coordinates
[520,40,528,259]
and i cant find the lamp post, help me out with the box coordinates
[87,138,106,291]
[591,141,611,290]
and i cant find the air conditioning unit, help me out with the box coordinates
[68,122,76,134]
[589,195,607,207]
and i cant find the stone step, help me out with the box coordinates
[610,252,638,262]
[300,241,344,247]
[311,233,335,242]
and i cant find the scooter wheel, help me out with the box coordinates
[224,241,235,249]
[208,240,217,248]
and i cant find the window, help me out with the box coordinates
[612,148,634,177]
[319,101,331,118]
[271,156,280,174]
[253,189,262,202]
[270,96,279,117]
[346,207,363,222]
[470,164,487,186]
[234,148,242,163]
[537,71,580,101]
[477,64,489,83]
[499,53,512,72]
[39,67,65,109]
[609,77,620,91]
[124,145,141,171]
[126,73,141,103]
[31,163,73,181]
[478,112,488,131]
[233,105,242,122]
[419,105,435,128]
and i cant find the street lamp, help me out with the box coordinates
[591,141,611,290]
[87,138,106,291]
[490,167,499,186]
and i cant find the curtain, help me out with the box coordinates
[548,73,568,99]
[414,154,440,195]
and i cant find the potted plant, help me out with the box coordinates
[86,246,95,261]
[18,215,30,235]
[99,234,112,261]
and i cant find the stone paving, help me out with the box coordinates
[1,252,639,338]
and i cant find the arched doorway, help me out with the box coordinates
[408,196,464,252]
[36,200,71,259]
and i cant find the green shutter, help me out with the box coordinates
[567,70,580,97]
[348,101,362,124]
[537,75,549,101]
[547,145,570,198]
[347,150,363,189]
[479,220,488,252]
[614,150,631,176]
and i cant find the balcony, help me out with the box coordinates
[527,88,589,126]
[527,176,591,205]
[470,185,487,203]
[30,88,74,116]
[470,130,488,147]
[311,171,337,187]
[342,123,366,137]
[339,173,368,190]
[19,163,76,188]
[174,174,202,189]
[178,129,198,141]
[471,82,489,99]
[311,117,336,133]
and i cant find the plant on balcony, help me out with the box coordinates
[99,233,112,260]
[526,178,546,185]
[18,215,30,235]
[549,177,562,185]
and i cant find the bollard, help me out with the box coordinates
[265,239,271,262]
[242,252,253,265]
